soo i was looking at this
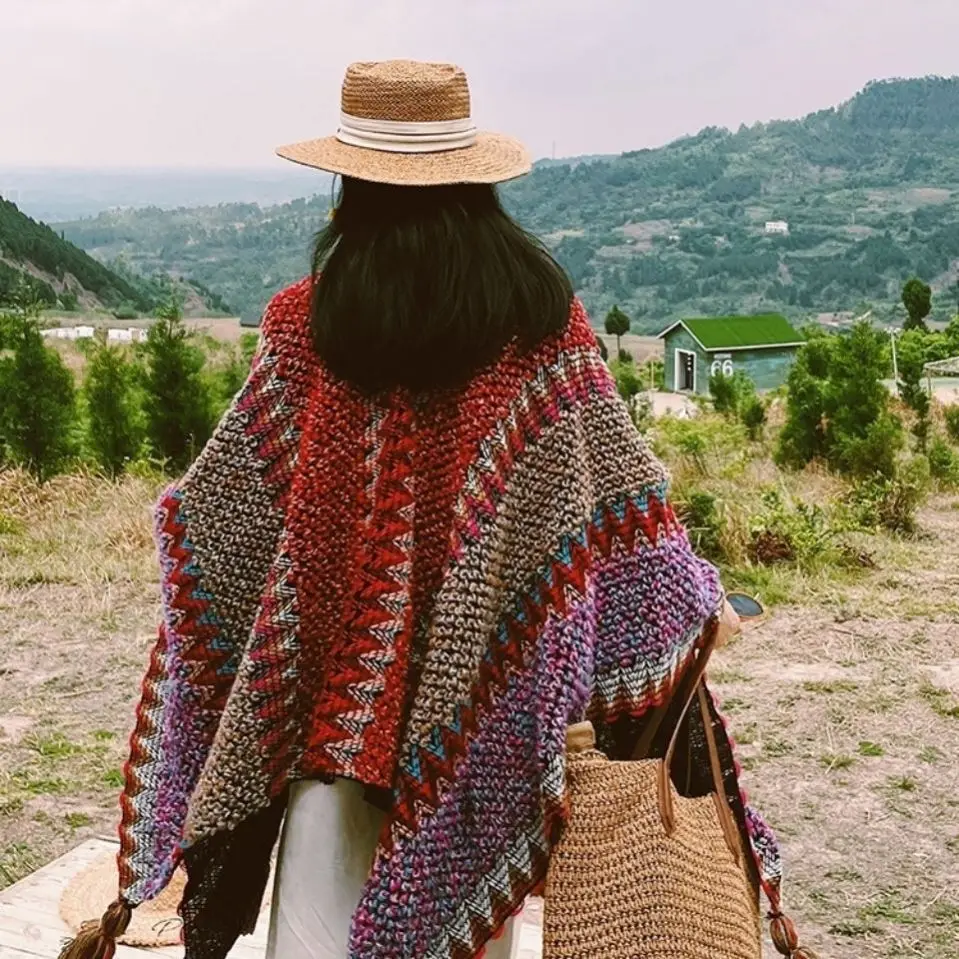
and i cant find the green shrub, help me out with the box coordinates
[140,302,214,470]
[848,457,930,534]
[709,371,740,415]
[740,396,767,441]
[676,490,723,562]
[827,322,901,477]
[642,358,665,391]
[653,415,750,479]
[749,489,834,566]
[59,291,79,312]
[944,406,959,444]
[709,370,761,424]
[777,336,831,468]
[830,411,904,479]
[0,303,76,482]
[83,344,143,477]
[610,357,641,401]
[779,322,902,477]
[112,304,138,321]
[928,437,959,489]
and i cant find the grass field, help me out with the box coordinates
[0,467,957,958]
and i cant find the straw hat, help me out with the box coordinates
[276,60,531,186]
[59,852,273,947]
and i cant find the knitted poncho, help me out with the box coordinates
[68,278,785,959]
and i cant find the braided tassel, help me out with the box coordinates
[59,900,132,959]
[769,911,819,959]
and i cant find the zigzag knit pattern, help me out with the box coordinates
[113,279,784,959]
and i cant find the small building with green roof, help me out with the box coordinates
[658,314,804,395]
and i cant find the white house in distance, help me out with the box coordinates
[41,325,147,343]
[41,326,95,341]
[764,220,790,236]
[106,328,148,344]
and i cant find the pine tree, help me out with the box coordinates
[896,328,933,451]
[0,301,76,482]
[825,320,903,477]
[902,277,932,332]
[84,344,142,476]
[604,306,631,356]
[776,334,831,470]
[141,301,214,471]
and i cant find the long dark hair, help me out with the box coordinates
[310,177,573,392]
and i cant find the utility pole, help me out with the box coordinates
[890,328,900,397]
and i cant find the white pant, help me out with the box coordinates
[266,778,516,959]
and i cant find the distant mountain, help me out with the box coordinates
[0,167,328,223]
[0,197,232,317]
[60,196,328,323]
[0,196,155,312]
[60,76,959,328]
[504,75,959,329]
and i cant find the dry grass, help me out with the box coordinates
[0,470,164,886]
[1,463,958,958]
[717,498,959,958]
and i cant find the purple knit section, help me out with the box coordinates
[351,596,597,959]
[592,529,721,677]
[121,488,230,903]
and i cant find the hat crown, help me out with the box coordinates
[341,60,471,124]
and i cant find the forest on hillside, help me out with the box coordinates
[58,76,959,329]
[0,197,151,310]
[0,196,232,317]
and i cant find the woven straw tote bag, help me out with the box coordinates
[544,623,819,959]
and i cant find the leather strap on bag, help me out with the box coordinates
[630,616,821,959]
[642,618,743,860]
[631,616,720,762]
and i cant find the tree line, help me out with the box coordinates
[604,287,959,531]
[0,197,151,311]
[0,292,257,482]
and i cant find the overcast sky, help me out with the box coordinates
[6,0,959,170]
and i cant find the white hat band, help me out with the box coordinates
[336,111,478,154]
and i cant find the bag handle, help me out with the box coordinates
[648,623,822,959]
[631,616,720,762]
[643,617,742,861]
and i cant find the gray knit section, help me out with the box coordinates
[182,406,285,654]
[405,390,668,747]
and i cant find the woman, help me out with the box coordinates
[63,61,780,959]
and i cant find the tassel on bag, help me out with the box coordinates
[59,899,133,959]
[769,911,819,959]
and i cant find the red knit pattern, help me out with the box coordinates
[287,298,602,788]
[156,490,234,709]
[387,493,676,844]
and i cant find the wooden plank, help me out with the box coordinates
[0,839,541,959]
[0,840,267,959]
[0,943,51,959]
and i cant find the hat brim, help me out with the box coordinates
[59,851,273,947]
[275,132,531,187]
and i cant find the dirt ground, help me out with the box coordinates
[0,471,957,958]
[715,498,959,958]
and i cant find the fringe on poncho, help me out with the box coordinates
[68,278,785,959]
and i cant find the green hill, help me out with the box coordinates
[0,196,156,312]
[0,197,233,317]
[506,76,959,329]
[59,76,959,329]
